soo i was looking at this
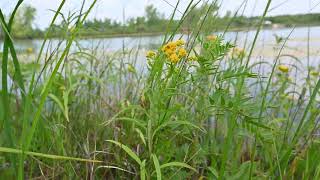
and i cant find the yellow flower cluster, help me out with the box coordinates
[127,64,136,73]
[188,55,198,62]
[286,95,297,101]
[176,39,185,46]
[162,39,187,63]
[169,53,179,63]
[278,65,289,73]
[26,48,33,54]
[206,35,217,41]
[310,71,320,76]
[146,50,156,58]
[233,47,245,57]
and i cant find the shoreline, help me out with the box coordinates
[2,24,320,41]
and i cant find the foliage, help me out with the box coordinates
[0,5,43,38]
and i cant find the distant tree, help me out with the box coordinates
[112,20,121,28]
[127,17,136,32]
[145,5,160,26]
[12,5,36,38]
[136,17,146,25]
[23,5,36,28]
[183,3,219,33]
[224,10,232,18]
[136,17,146,31]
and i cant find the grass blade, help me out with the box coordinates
[0,147,101,163]
[152,154,162,180]
[160,162,197,173]
[106,140,142,165]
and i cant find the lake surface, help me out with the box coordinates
[2,26,320,59]
[1,26,320,78]
[1,26,320,94]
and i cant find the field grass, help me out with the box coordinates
[1,0,320,179]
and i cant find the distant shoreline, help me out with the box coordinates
[72,24,320,40]
[2,24,320,41]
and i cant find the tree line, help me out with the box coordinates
[1,4,320,39]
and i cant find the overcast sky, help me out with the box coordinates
[1,0,320,29]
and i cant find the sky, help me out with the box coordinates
[1,0,320,29]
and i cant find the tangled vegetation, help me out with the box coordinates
[1,0,320,179]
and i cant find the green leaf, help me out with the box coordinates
[140,160,146,180]
[228,161,253,180]
[153,121,205,139]
[106,140,142,165]
[160,162,197,173]
[0,147,101,163]
[0,12,14,42]
[62,91,70,122]
[48,93,69,122]
[244,118,273,130]
[48,94,64,111]
[207,167,219,179]
[152,154,161,180]
[96,165,134,174]
[135,128,146,146]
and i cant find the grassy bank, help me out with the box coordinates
[1,0,320,179]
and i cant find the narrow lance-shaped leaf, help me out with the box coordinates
[160,162,197,173]
[106,140,142,165]
[0,147,101,163]
[152,154,162,180]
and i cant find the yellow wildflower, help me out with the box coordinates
[26,48,33,54]
[188,55,198,61]
[164,49,175,56]
[169,53,180,63]
[162,41,177,52]
[207,35,217,41]
[162,41,177,56]
[310,71,320,76]
[161,45,168,52]
[231,47,245,59]
[234,47,245,56]
[286,95,296,101]
[146,50,156,58]
[176,39,185,46]
[278,65,289,73]
[127,64,136,73]
[178,48,187,58]
[168,41,177,48]
[162,40,188,64]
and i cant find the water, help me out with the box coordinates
[1,26,320,88]
[1,26,319,71]
[2,26,320,59]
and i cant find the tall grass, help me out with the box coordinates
[1,0,320,179]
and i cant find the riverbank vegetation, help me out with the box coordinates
[1,0,320,179]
